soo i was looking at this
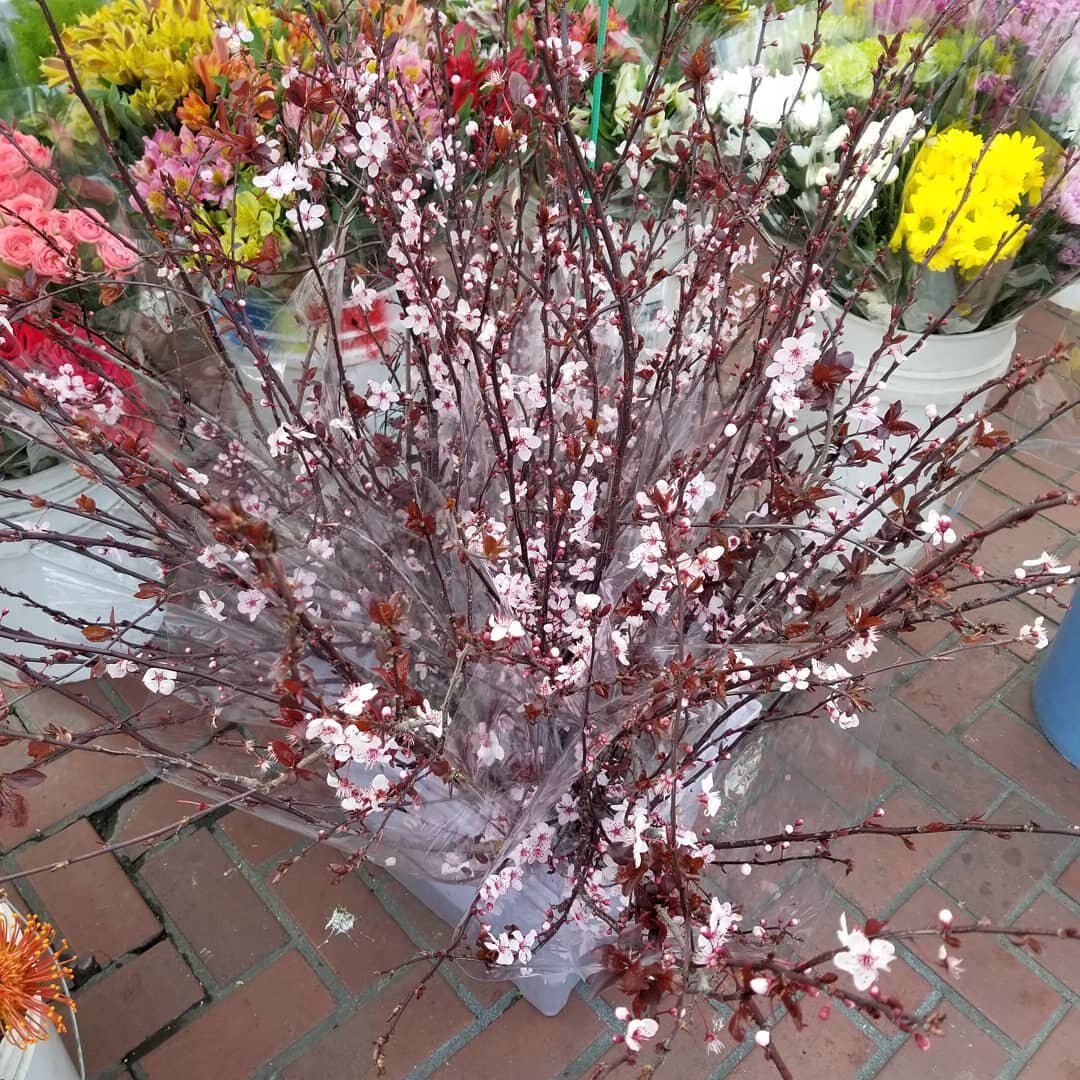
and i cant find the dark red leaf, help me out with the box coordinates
[3,767,46,788]
[270,740,299,768]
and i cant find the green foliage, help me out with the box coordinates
[0,0,102,90]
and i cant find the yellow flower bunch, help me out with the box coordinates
[891,127,1045,275]
[41,0,274,118]
[221,190,283,263]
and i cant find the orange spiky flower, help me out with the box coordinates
[0,909,75,1049]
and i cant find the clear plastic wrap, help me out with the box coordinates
[149,261,897,1010]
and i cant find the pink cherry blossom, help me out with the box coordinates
[237,589,269,621]
[475,724,505,767]
[614,1008,659,1053]
[142,667,177,695]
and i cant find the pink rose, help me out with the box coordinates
[10,131,52,170]
[97,234,139,273]
[29,236,72,280]
[0,172,19,203]
[0,193,45,225]
[0,142,28,179]
[19,208,57,234]
[0,225,37,269]
[61,209,107,245]
[17,172,57,211]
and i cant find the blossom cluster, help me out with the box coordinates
[714,0,1080,328]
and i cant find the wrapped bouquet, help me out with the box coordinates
[714,0,1080,332]
[0,0,1077,1069]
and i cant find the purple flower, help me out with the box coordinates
[995,0,1080,49]
[1058,168,1080,225]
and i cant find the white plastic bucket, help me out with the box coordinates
[804,306,1018,570]
[827,304,1018,419]
[0,1022,81,1080]
[0,462,163,682]
[1052,279,1080,312]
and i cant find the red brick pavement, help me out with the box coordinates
[0,309,1077,1080]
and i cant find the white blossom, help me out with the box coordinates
[917,510,956,548]
[237,589,269,622]
[614,1007,659,1053]
[198,590,226,622]
[833,912,895,991]
[475,725,505,768]
[143,667,176,695]
[285,199,327,232]
[1018,616,1049,650]
[339,682,378,716]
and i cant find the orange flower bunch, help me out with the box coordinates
[0,908,74,1049]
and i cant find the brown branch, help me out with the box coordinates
[709,818,1078,853]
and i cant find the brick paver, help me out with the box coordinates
[69,941,203,1076]
[0,308,1076,1079]
[139,830,288,985]
[16,819,160,966]
[138,952,334,1080]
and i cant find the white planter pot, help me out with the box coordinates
[827,305,1018,419]
[1052,279,1080,313]
[0,462,162,682]
[0,1022,81,1080]
[809,305,1018,569]
[0,901,80,1080]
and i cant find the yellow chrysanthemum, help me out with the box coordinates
[891,127,1044,276]
[950,203,1029,273]
[895,182,957,270]
[977,131,1045,206]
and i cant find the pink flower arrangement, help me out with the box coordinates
[0,129,139,288]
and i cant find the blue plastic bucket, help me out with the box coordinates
[1032,593,1080,767]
